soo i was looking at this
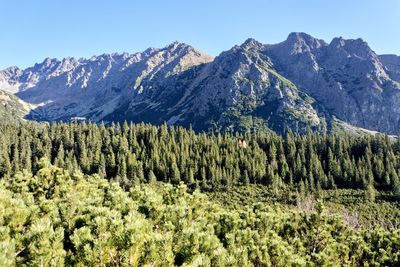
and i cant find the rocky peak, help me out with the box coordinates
[329,37,346,48]
[1,66,22,77]
[283,32,327,53]
[327,37,378,62]
[326,36,389,81]
[240,38,264,50]
[163,41,212,60]
[218,38,267,62]
[163,41,193,56]
[329,37,373,57]
[155,41,213,73]
[287,32,320,44]
[38,57,59,69]
[25,58,61,79]
[58,57,79,72]
[166,40,186,49]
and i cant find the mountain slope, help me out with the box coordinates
[0,90,35,122]
[1,34,400,134]
[168,38,325,132]
[380,54,400,82]
[3,42,213,122]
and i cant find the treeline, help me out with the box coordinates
[1,161,399,266]
[0,122,400,196]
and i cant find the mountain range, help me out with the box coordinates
[1,32,400,134]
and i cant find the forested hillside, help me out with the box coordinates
[1,122,400,196]
[1,122,400,265]
[1,161,399,266]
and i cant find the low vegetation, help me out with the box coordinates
[1,161,399,266]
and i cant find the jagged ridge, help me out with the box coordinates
[1,33,400,134]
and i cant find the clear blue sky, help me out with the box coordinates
[1,0,399,69]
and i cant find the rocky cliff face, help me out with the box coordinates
[380,54,400,82]
[1,33,400,134]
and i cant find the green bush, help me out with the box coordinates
[1,161,399,266]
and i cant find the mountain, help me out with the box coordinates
[1,33,400,134]
[265,33,400,134]
[106,38,325,133]
[1,42,213,123]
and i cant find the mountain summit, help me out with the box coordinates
[1,35,400,134]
